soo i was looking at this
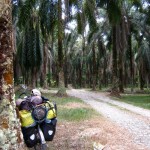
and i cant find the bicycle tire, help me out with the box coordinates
[41,144,47,150]
[33,144,47,150]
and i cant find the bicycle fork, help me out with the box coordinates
[38,125,46,145]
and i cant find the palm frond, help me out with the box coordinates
[84,0,97,30]
[17,0,37,29]
[96,0,122,25]
[96,0,108,8]
[136,40,150,72]
[39,0,58,37]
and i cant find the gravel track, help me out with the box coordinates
[67,89,150,149]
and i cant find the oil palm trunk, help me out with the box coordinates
[0,1,27,149]
[57,0,66,96]
[110,25,120,96]
[128,19,134,93]
[41,38,48,88]
[92,43,97,90]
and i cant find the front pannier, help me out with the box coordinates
[45,101,57,120]
[19,110,36,127]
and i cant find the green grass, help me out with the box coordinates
[43,93,98,122]
[59,107,96,121]
[44,93,84,104]
[119,95,150,110]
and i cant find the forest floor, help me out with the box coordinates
[46,89,150,150]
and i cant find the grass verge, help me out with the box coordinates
[119,94,150,110]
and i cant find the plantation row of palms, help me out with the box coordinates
[1,1,149,149]
[13,0,150,95]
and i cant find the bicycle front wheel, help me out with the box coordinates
[41,144,48,150]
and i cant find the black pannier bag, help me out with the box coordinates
[41,118,57,141]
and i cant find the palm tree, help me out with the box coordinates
[57,0,67,96]
[0,0,27,149]
[84,0,98,90]
[39,0,58,88]
[105,0,122,96]
[95,0,145,94]
[76,2,86,87]
[16,0,42,87]
[131,8,150,90]
[15,0,59,88]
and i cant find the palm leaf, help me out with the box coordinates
[17,0,37,29]
[84,0,97,30]
[39,0,58,37]
[96,0,122,25]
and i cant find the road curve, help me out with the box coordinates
[67,89,150,149]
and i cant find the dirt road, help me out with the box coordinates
[67,89,150,150]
